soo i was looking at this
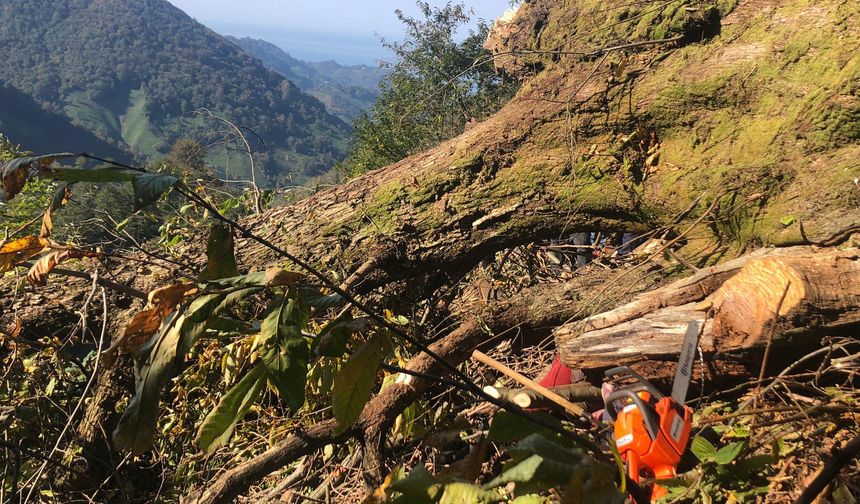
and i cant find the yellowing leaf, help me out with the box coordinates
[0,236,48,274]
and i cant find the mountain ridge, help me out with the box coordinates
[0,0,350,182]
[227,36,387,122]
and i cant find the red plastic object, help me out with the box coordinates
[537,355,575,388]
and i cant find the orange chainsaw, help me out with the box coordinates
[604,321,700,502]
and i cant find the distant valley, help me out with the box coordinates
[0,0,353,183]
[228,37,387,123]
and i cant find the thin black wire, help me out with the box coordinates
[75,152,607,455]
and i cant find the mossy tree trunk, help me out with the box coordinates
[232,0,858,299]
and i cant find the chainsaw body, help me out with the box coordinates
[605,367,693,501]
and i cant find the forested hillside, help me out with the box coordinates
[0,0,350,181]
[229,36,386,122]
[0,83,131,160]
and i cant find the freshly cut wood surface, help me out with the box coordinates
[557,248,860,372]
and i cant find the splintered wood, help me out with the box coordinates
[555,248,860,372]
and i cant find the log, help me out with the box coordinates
[484,384,603,409]
[556,248,860,373]
[473,349,588,417]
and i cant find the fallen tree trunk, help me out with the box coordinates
[4,1,860,503]
[183,245,860,504]
[556,248,860,374]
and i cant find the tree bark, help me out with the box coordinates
[556,248,860,374]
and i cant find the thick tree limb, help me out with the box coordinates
[792,434,860,504]
[184,265,656,504]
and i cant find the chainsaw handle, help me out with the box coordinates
[604,366,664,399]
[604,389,660,441]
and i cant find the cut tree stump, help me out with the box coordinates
[556,248,860,374]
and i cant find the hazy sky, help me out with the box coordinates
[167,0,511,65]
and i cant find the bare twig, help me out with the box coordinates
[754,280,792,409]
[20,261,146,299]
[197,108,264,214]
[21,280,108,503]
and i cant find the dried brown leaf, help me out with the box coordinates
[40,209,53,238]
[1,163,28,201]
[26,248,99,287]
[147,282,197,310]
[119,308,165,353]
[264,268,305,288]
[4,318,22,338]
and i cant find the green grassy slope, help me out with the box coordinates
[0,83,131,160]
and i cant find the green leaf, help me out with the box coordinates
[483,454,544,488]
[508,433,583,467]
[300,286,344,310]
[736,454,776,475]
[214,287,262,315]
[205,271,267,288]
[198,222,240,281]
[48,167,136,183]
[332,334,384,432]
[487,411,565,444]
[390,465,438,504]
[259,294,290,349]
[315,323,350,358]
[177,293,224,356]
[113,312,186,453]
[132,173,178,211]
[691,435,718,463]
[439,482,500,504]
[115,217,132,233]
[510,496,544,504]
[261,336,310,411]
[48,182,70,211]
[314,315,371,358]
[1,153,76,177]
[113,291,223,454]
[714,441,746,465]
[489,434,584,489]
[196,363,267,453]
[779,215,796,227]
[256,292,310,410]
[205,317,254,335]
